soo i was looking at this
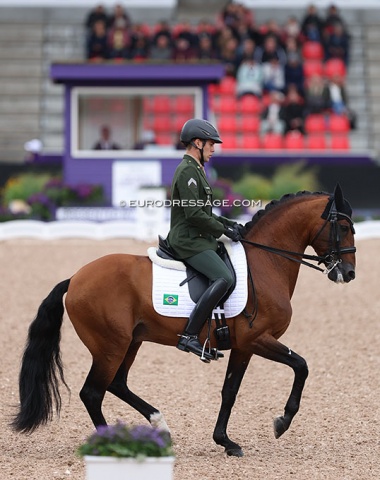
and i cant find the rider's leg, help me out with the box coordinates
[177,249,234,361]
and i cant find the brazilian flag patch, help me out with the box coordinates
[163,294,178,306]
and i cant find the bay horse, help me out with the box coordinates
[11,185,356,457]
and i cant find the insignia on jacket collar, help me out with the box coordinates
[188,178,197,187]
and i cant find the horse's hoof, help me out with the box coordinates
[273,416,287,439]
[226,447,244,457]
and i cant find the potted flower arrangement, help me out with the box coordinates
[77,421,175,480]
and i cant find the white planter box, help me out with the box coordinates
[84,455,175,480]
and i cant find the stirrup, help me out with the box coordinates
[201,337,224,362]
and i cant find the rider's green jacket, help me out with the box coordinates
[167,154,235,259]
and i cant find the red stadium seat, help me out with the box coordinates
[155,133,173,145]
[171,114,189,133]
[305,114,326,134]
[153,114,171,132]
[173,95,194,115]
[303,60,324,78]
[221,134,238,149]
[238,95,261,114]
[261,132,283,150]
[218,76,237,95]
[306,133,327,150]
[152,96,171,114]
[324,58,346,79]
[284,131,305,150]
[328,114,350,133]
[240,114,260,133]
[302,41,324,60]
[218,115,238,133]
[241,134,260,149]
[217,96,238,114]
[330,134,350,150]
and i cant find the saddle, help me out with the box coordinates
[156,236,237,350]
[157,236,236,304]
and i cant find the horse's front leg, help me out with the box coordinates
[253,334,309,439]
[213,348,252,457]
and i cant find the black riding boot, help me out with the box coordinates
[177,278,228,362]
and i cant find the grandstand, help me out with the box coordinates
[0,0,379,164]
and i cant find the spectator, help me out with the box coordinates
[254,34,287,65]
[260,19,284,48]
[150,34,173,61]
[197,34,218,60]
[324,22,350,65]
[235,57,263,98]
[282,16,302,44]
[219,36,240,77]
[93,126,121,150]
[175,20,198,49]
[304,74,331,115]
[284,51,304,96]
[300,4,324,42]
[324,4,347,36]
[152,20,173,47]
[196,19,216,43]
[326,74,356,128]
[262,55,285,93]
[281,87,306,135]
[130,36,150,61]
[236,37,256,65]
[85,4,108,33]
[134,130,156,150]
[87,20,109,60]
[172,37,197,61]
[260,91,285,135]
[107,3,130,30]
[107,26,131,59]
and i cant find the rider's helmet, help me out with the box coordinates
[180,119,223,146]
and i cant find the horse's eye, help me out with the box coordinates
[340,224,349,233]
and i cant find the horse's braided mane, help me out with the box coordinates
[242,190,329,235]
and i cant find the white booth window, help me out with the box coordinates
[71,86,203,158]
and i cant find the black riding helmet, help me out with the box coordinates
[180,119,223,145]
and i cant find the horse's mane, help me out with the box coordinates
[242,190,329,235]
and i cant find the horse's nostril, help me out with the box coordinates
[348,270,355,280]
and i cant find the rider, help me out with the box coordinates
[167,118,243,362]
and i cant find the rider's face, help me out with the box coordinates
[194,139,215,163]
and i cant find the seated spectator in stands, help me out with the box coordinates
[284,51,304,96]
[197,34,218,60]
[134,130,156,150]
[107,3,130,30]
[87,19,109,60]
[260,91,285,135]
[85,4,108,33]
[327,74,357,129]
[324,4,348,37]
[108,26,131,60]
[214,26,236,58]
[300,4,324,42]
[196,19,216,43]
[152,20,173,47]
[130,36,150,61]
[236,38,256,65]
[281,87,306,135]
[219,36,240,77]
[172,37,197,62]
[175,20,198,49]
[282,16,302,44]
[304,74,331,115]
[93,125,120,150]
[235,57,263,98]
[149,34,173,61]
[324,22,350,65]
[254,34,287,65]
[262,55,285,93]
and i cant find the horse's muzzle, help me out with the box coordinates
[328,262,356,283]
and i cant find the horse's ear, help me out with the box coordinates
[333,183,345,211]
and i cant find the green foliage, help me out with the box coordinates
[2,173,51,204]
[232,161,320,201]
[77,421,174,459]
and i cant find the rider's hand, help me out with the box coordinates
[224,224,242,242]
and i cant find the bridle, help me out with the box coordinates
[240,199,356,275]
[240,199,356,326]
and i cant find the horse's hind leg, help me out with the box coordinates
[253,334,309,439]
[107,341,170,433]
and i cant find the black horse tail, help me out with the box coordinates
[11,278,71,433]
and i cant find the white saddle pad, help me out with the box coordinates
[148,238,248,318]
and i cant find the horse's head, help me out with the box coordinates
[311,184,356,283]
